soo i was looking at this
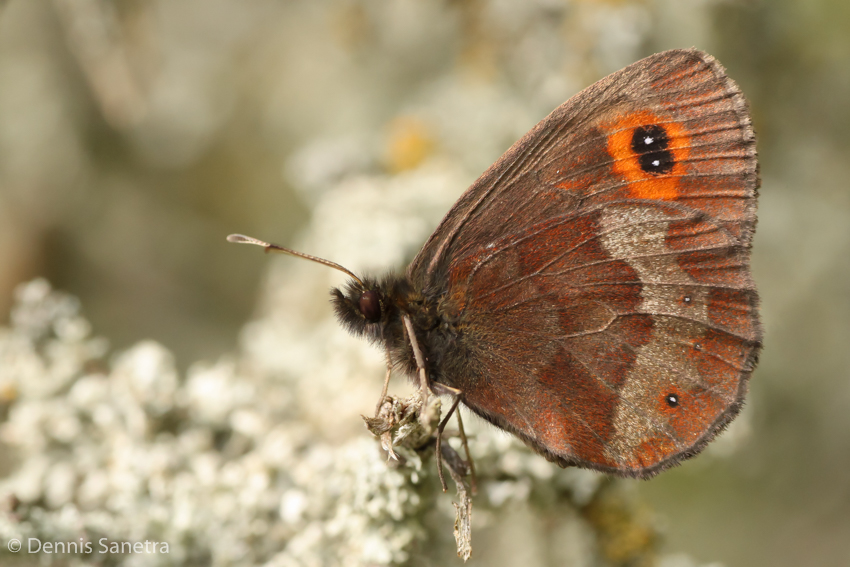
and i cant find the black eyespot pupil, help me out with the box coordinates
[683,295,692,303]
[666,394,679,408]
[358,290,382,322]
[631,124,674,174]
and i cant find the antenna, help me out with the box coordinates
[226,234,364,286]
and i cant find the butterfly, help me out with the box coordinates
[229,48,761,480]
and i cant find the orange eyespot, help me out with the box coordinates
[602,110,690,201]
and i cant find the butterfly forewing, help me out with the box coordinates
[413,49,761,477]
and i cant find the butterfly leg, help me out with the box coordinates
[401,315,431,411]
[454,408,477,495]
[432,383,477,494]
[401,315,475,492]
[436,392,462,492]
[374,346,393,417]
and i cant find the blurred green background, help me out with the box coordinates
[0,0,848,565]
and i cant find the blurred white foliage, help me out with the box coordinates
[0,276,607,567]
[0,280,432,566]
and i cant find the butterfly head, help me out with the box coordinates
[331,277,389,340]
[225,233,398,340]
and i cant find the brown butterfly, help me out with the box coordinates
[230,48,761,480]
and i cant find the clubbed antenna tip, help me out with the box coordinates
[225,233,363,286]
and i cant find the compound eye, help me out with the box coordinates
[358,290,382,322]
